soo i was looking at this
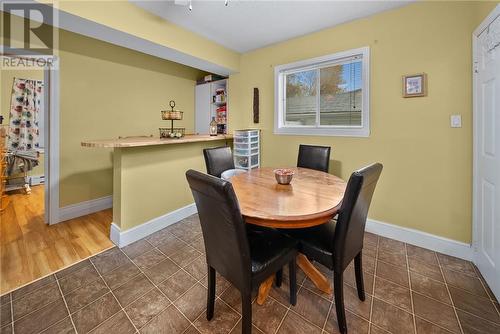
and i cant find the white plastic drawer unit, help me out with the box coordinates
[233,129,260,171]
[234,147,259,155]
[234,142,258,150]
[235,130,259,137]
[234,154,259,169]
[233,136,259,144]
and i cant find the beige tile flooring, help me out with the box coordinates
[1,214,499,334]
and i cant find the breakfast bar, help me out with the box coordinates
[82,134,233,246]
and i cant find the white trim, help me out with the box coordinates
[58,196,112,223]
[366,219,473,261]
[274,46,370,137]
[110,203,197,248]
[47,58,60,225]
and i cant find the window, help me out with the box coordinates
[274,47,370,137]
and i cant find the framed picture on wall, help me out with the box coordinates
[402,73,427,98]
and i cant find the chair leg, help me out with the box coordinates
[207,266,216,320]
[354,252,366,301]
[276,268,283,287]
[288,259,297,306]
[333,272,347,334]
[241,292,252,334]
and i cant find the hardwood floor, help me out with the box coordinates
[0,185,114,294]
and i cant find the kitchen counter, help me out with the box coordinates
[81,134,233,148]
[81,133,233,247]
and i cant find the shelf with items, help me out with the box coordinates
[216,104,227,125]
[195,78,229,135]
[233,129,260,171]
[213,87,227,134]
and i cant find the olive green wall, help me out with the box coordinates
[55,0,240,73]
[58,30,205,207]
[113,139,231,231]
[229,1,499,243]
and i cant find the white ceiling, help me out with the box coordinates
[131,0,412,53]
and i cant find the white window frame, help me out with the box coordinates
[274,46,370,137]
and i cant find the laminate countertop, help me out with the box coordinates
[81,134,233,148]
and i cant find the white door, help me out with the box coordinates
[473,6,500,301]
[195,83,211,134]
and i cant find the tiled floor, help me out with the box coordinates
[1,214,499,334]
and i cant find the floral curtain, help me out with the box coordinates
[7,78,44,151]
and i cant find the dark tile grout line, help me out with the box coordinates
[473,264,500,311]
[374,239,500,333]
[1,244,116,298]
[405,243,418,334]
[122,238,206,333]
[9,292,14,334]
[87,259,142,333]
[125,232,239,334]
[430,254,500,328]
[55,277,78,334]
[186,249,320,334]
[320,290,334,332]
[5,222,500,334]
[9,278,83,327]
[27,236,187,334]
[12,262,149,331]
[367,233,380,334]
[376,250,485,333]
[344,236,498,334]
[13,221,303,333]
[375,254,496,312]
[436,251,465,334]
[275,282,330,334]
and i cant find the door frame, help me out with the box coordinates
[1,50,60,224]
[472,5,500,268]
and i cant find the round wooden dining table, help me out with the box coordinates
[231,167,347,305]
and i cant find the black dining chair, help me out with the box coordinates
[285,163,383,334]
[186,169,298,334]
[297,144,331,173]
[203,146,235,178]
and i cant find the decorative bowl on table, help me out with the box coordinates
[274,169,294,185]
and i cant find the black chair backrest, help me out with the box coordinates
[297,144,331,173]
[203,146,235,178]
[333,163,383,272]
[186,169,251,289]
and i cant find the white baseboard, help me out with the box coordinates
[110,203,197,248]
[58,196,113,223]
[111,209,473,259]
[366,219,473,261]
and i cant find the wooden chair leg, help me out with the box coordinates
[241,292,252,334]
[333,272,347,334]
[207,266,216,320]
[354,252,366,301]
[276,268,283,287]
[288,259,297,306]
